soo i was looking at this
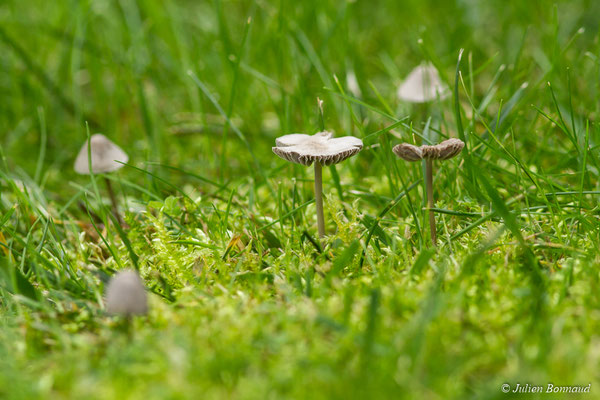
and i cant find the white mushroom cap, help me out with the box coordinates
[272,131,363,166]
[397,63,450,103]
[74,134,129,174]
[393,138,464,161]
[105,269,148,316]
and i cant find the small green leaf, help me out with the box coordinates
[164,196,181,216]
[330,240,360,277]
[0,256,40,302]
[411,249,436,275]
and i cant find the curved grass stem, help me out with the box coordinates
[105,177,123,226]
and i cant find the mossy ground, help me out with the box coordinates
[1,0,600,399]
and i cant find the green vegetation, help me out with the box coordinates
[1,0,600,398]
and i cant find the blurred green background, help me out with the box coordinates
[2,0,599,190]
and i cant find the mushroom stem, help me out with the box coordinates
[314,162,325,239]
[104,177,123,225]
[425,158,437,246]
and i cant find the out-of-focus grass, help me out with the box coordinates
[1,0,600,399]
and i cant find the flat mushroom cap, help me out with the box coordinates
[74,134,129,174]
[273,131,363,166]
[105,269,148,316]
[397,63,449,103]
[422,138,464,160]
[393,138,464,161]
[392,143,423,161]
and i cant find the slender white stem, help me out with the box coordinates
[426,159,437,246]
[314,162,325,238]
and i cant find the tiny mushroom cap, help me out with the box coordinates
[74,134,129,174]
[272,131,363,166]
[397,63,449,103]
[105,269,148,316]
[391,143,423,162]
[393,138,464,161]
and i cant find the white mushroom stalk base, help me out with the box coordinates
[314,162,325,239]
[426,159,437,246]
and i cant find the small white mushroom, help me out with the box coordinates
[105,269,148,316]
[397,63,449,103]
[273,131,362,166]
[74,134,129,174]
[273,131,363,239]
[74,134,129,224]
[393,138,464,246]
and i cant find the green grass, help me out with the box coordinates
[1,0,600,398]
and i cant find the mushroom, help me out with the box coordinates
[74,134,128,224]
[393,138,464,246]
[397,63,449,103]
[273,131,363,239]
[105,269,148,316]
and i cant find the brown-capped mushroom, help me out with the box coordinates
[397,63,449,103]
[273,131,363,239]
[74,134,128,224]
[105,269,148,316]
[393,138,464,245]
